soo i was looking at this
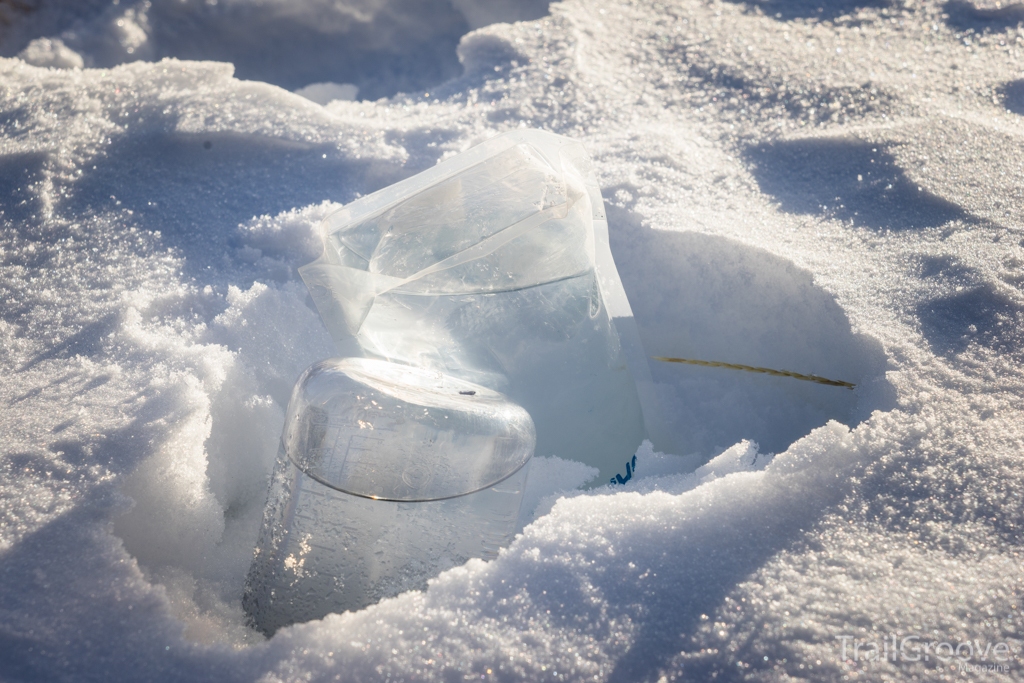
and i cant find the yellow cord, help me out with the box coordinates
[652,357,856,389]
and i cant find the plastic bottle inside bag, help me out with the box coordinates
[300,129,665,484]
[243,358,535,635]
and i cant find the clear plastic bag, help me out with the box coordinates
[300,129,661,483]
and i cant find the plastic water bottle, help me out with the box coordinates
[243,358,535,635]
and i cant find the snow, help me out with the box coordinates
[2,0,1024,681]
[294,82,359,105]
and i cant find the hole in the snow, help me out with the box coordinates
[607,199,896,459]
[102,176,896,646]
[3,0,552,100]
[101,193,901,648]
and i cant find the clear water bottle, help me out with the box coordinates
[243,358,535,635]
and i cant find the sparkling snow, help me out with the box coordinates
[2,0,1023,681]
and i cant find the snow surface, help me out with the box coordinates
[2,0,1024,681]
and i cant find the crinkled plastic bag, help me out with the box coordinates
[300,129,661,483]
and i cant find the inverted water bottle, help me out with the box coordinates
[243,357,535,635]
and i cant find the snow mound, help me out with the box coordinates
[0,0,551,99]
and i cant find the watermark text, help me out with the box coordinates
[836,634,1014,670]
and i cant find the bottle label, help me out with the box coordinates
[609,454,637,486]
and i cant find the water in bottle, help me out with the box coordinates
[243,358,535,635]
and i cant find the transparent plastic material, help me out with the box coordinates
[243,358,535,634]
[300,129,664,482]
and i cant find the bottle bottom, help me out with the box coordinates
[244,449,529,635]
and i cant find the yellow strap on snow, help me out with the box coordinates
[652,357,856,389]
